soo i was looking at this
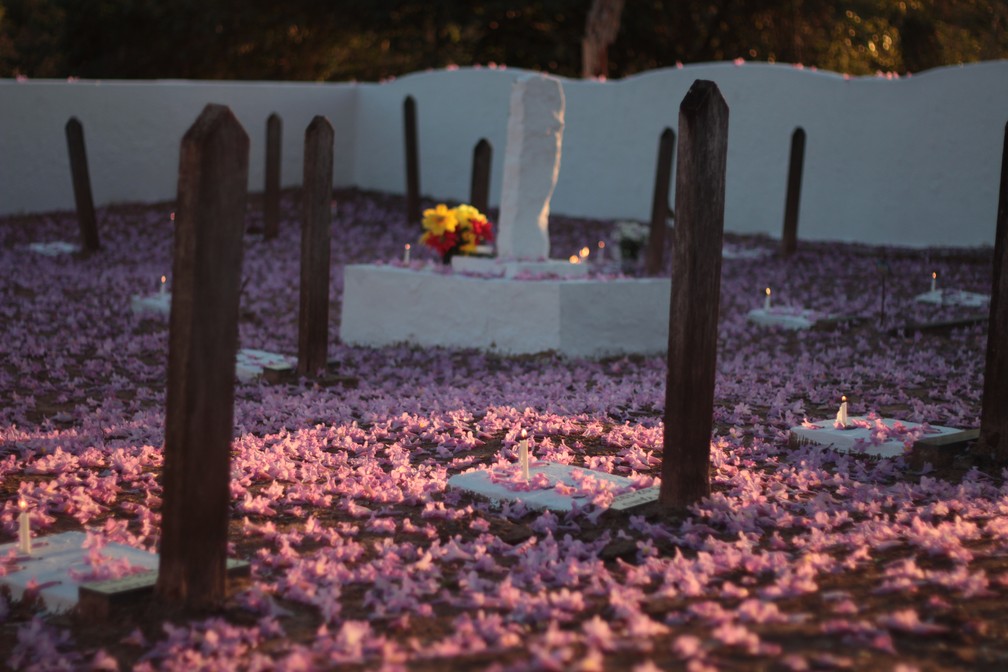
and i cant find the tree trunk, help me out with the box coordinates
[582,0,625,79]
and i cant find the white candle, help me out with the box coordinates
[597,241,606,262]
[403,243,411,264]
[764,287,771,311]
[519,429,529,480]
[159,275,167,295]
[18,500,30,555]
[931,271,937,293]
[836,395,849,428]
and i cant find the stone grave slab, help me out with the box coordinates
[747,307,826,330]
[0,531,249,615]
[28,241,80,257]
[130,292,171,316]
[235,348,296,383]
[789,416,963,458]
[914,289,990,308]
[448,462,658,512]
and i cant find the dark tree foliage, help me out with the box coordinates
[0,0,1005,81]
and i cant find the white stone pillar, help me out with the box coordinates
[495,74,565,261]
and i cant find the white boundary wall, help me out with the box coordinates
[2,61,1006,247]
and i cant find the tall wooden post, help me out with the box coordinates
[263,113,282,240]
[470,138,492,214]
[404,96,421,224]
[298,116,334,377]
[156,104,249,609]
[781,127,806,256]
[660,81,729,509]
[645,127,675,275]
[65,117,100,252]
[981,121,1008,462]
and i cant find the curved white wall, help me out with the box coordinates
[2,61,1006,247]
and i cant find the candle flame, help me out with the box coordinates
[579,246,590,259]
[569,255,580,264]
[765,287,771,297]
[160,275,167,285]
[18,499,26,511]
[932,271,937,280]
[520,429,527,439]
[841,395,847,403]
[405,243,411,251]
[598,241,605,250]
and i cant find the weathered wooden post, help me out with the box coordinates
[645,127,675,275]
[263,113,282,240]
[470,138,492,213]
[297,116,334,377]
[65,117,100,252]
[156,104,249,609]
[780,127,806,256]
[660,81,729,509]
[980,121,1008,463]
[404,96,421,224]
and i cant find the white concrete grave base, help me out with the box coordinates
[914,289,990,308]
[448,462,658,512]
[340,264,670,357]
[28,241,80,256]
[236,348,296,382]
[0,531,157,612]
[790,416,962,458]
[130,292,171,316]
[747,308,824,330]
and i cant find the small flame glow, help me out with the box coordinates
[841,395,847,403]
[160,275,167,285]
[579,246,590,259]
[569,255,580,264]
[520,429,527,439]
[765,287,771,297]
[598,241,605,250]
[18,499,26,511]
[932,271,937,280]
[405,243,411,251]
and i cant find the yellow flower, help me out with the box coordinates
[458,228,478,253]
[422,204,457,235]
[453,204,482,231]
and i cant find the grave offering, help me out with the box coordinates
[131,275,171,315]
[789,399,963,458]
[27,241,80,257]
[449,462,658,512]
[915,272,990,307]
[341,73,670,357]
[746,287,829,329]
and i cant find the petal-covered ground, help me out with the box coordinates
[0,189,1005,671]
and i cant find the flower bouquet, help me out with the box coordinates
[420,203,494,263]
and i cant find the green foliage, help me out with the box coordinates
[0,0,1005,80]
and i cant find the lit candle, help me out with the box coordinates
[931,271,937,293]
[597,240,606,262]
[159,275,167,295]
[579,246,590,261]
[764,287,772,311]
[569,254,580,264]
[519,429,529,480]
[836,395,849,428]
[403,243,411,264]
[18,499,30,555]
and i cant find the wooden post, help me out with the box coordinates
[980,121,1008,462]
[404,96,421,224]
[781,127,806,256]
[470,138,492,213]
[297,116,334,377]
[263,113,282,240]
[65,117,100,252]
[156,104,249,609]
[660,81,729,509]
[645,127,675,275]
